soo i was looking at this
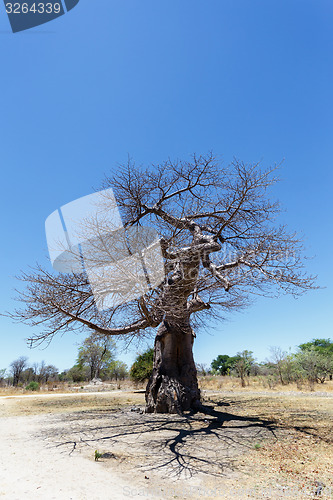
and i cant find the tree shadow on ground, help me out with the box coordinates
[39,401,282,480]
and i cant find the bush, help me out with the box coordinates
[25,381,39,391]
[130,348,154,382]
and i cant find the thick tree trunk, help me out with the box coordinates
[145,249,202,414]
[145,320,201,414]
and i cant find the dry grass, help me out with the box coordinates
[2,375,332,398]
[0,390,145,417]
[0,379,143,397]
[0,382,70,397]
[215,392,333,498]
[199,375,333,393]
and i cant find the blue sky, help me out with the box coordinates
[0,0,332,373]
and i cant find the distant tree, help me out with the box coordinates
[196,363,210,376]
[66,364,89,383]
[298,339,333,381]
[10,356,28,386]
[299,338,333,354]
[32,362,39,381]
[43,364,59,383]
[0,368,6,387]
[21,367,34,384]
[211,354,237,375]
[32,361,59,383]
[250,363,261,376]
[130,348,154,383]
[268,346,288,385]
[58,370,69,382]
[77,334,116,380]
[295,347,333,385]
[234,350,255,387]
[106,360,128,381]
[281,353,299,384]
[36,361,47,382]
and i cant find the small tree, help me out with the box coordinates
[281,353,299,384]
[234,350,255,387]
[295,347,332,386]
[196,363,209,376]
[64,364,89,383]
[21,367,35,384]
[106,360,128,381]
[43,364,59,383]
[32,361,59,383]
[0,369,6,387]
[77,335,115,380]
[10,356,28,386]
[130,348,154,383]
[36,361,47,383]
[211,354,237,376]
[268,346,288,385]
[299,339,333,381]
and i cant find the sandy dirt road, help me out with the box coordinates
[0,412,139,499]
[0,392,159,500]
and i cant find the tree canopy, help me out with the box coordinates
[299,338,333,355]
[12,154,317,346]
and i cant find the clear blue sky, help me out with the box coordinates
[0,0,332,373]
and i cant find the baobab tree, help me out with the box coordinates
[11,154,317,413]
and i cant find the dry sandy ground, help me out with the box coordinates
[0,391,149,500]
[0,390,332,499]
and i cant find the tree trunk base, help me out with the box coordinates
[145,323,201,414]
[145,373,201,414]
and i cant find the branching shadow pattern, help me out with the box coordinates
[36,402,280,480]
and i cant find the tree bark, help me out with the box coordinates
[145,319,201,414]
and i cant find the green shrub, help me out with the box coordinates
[25,381,39,391]
[130,348,154,382]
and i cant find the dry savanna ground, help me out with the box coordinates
[0,378,332,499]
